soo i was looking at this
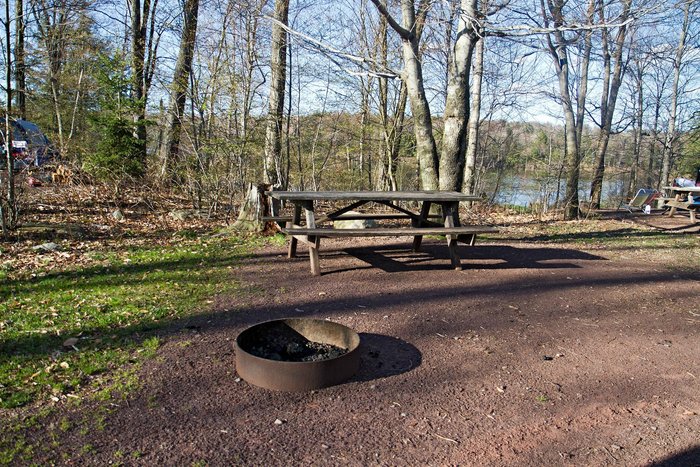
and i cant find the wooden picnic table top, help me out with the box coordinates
[663,186,700,193]
[267,190,482,203]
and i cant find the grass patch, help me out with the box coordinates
[0,234,267,410]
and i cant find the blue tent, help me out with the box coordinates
[2,119,58,168]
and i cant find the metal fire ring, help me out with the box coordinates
[235,318,361,391]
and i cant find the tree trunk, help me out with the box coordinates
[263,0,290,186]
[543,0,594,220]
[626,62,643,198]
[590,0,631,209]
[439,0,478,192]
[131,0,150,159]
[401,36,439,190]
[2,0,17,233]
[14,0,26,119]
[660,0,690,188]
[463,18,485,195]
[371,0,439,190]
[158,0,200,179]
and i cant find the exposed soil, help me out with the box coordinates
[10,230,700,465]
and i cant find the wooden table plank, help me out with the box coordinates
[268,191,482,202]
[282,226,498,237]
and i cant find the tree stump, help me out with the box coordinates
[232,183,280,234]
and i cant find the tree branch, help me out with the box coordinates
[368,0,411,40]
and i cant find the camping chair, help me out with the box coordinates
[620,188,659,212]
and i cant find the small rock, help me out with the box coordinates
[496,385,506,393]
[59,362,69,369]
[33,242,60,252]
[611,444,622,452]
[333,211,377,229]
[274,418,285,425]
[400,412,407,417]
[63,337,78,348]
[321,444,330,450]
[112,209,124,221]
[169,210,191,221]
[50,396,60,402]
[234,377,241,383]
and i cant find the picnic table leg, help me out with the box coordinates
[442,202,462,270]
[288,203,302,258]
[303,201,321,276]
[412,201,432,252]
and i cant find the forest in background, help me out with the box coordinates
[1,0,699,230]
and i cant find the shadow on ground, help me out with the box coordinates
[332,244,606,274]
[353,333,422,382]
[648,445,700,466]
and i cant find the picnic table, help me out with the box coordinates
[267,190,497,276]
[662,186,700,223]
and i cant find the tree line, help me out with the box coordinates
[1,0,698,231]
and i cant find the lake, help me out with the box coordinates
[490,174,627,209]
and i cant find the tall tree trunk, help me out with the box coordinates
[130,0,150,159]
[158,0,199,180]
[401,34,438,190]
[543,0,594,220]
[14,0,26,119]
[463,15,485,195]
[371,0,438,190]
[590,0,631,209]
[660,0,690,187]
[626,61,644,198]
[2,0,17,233]
[263,0,290,186]
[439,0,478,192]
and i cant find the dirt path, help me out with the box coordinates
[21,237,700,465]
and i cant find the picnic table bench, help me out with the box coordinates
[267,190,497,276]
[662,186,700,223]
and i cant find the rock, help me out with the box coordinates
[274,418,285,425]
[169,210,191,221]
[63,337,79,348]
[112,209,125,221]
[33,242,60,252]
[333,211,377,229]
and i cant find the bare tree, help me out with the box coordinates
[589,0,632,209]
[463,5,485,195]
[14,0,26,119]
[2,0,17,233]
[540,0,595,219]
[370,0,439,190]
[263,0,290,186]
[660,0,692,187]
[130,0,161,160]
[159,0,200,179]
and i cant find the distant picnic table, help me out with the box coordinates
[662,186,700,223]
[266,190,497,276]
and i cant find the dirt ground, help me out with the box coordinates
[13,224,699,466]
